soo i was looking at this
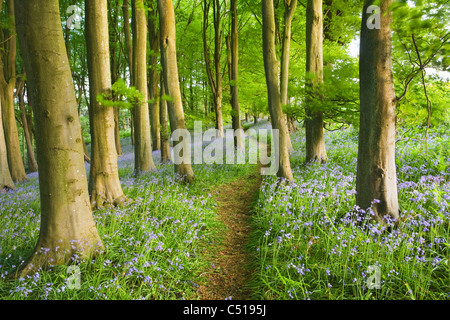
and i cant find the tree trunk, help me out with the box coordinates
[19,84,38,173]
[82,131,91,163]
[280,0,297,108]
[280,0,297,148]
[148,4,161,151]
[0,0,27,182]
[14,0,103,277]
[158,0,195,183]
[86,0,126,208]
[0,83,27,183]
[262,0,294,182]
[0,98,14,190]
[123,0,135,149]
[203,0,224,138]
[305,0,327,163]
[123,0,134,85]
[132,0,156,175]
[356,0,399,225]
[160,74,171,164]
[109,0,123,156]
[229,0,244,149]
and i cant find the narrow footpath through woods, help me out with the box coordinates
[198,165,262,300]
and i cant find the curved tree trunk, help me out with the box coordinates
[132,0,156,175]
[158,0,195,183]
[86,0,126,208]
[356,0,399,225]
[14,0,103,277]
[262,0,294,182]
[305,0,328,163]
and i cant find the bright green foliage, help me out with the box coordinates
[96,79,147,110]
[391,0,450,127]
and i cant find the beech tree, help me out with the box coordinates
[148,2,161,151]
[305,0,328,163]
[203,0,225,138]
[85,0,126,207]
[160,74,171,164]
[0,0,27,182]
[132,0,157,175]
[280,0,297,138]
[158,0,195,183]
[17,80,38,173]
[14,0,103,276]
[356,0,400,224]
[0,99,14,190]
[262,0,294,182]
[108,0,124,156]
[228,0,244,149]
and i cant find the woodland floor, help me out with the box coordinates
[198,166,262,300]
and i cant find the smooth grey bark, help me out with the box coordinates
[0,97,14,190]
[148,3,161,151]
[14,0,103,277]
[86,0,126,208]
[203,0,225,138]
[0,0,27,182]
[109,0,123,156]
[18,83,38,173]
[305,0,328,163]
[160,74,171,164]
[356,0,399,225]
[280,0,297,148]
[158,0,195,183]
[132,0,157,175]
[123,0,134,85]
[280,0,297,109]
[262,0,294,182]
[229,0,244,149]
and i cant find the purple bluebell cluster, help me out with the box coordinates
[253,126,449,299]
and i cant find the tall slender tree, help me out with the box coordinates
[132,0,156,175]
[18,81,38,173]
[305,0,328,163]
[281,0,297,137]
[0,98,14,190]
[262,0,294,182]
[229,0,244,149]
[15,0,103,276]
[123,0,134,84]
[203,0,225,138]
[148,3,161,151]
[0,0,27,182]
[356,0,399,225]
[108,0,123,156]
[86,0,126,207]
[158,0,195,183]
[160,74,171,164]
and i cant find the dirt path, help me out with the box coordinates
[198,166,261,300]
